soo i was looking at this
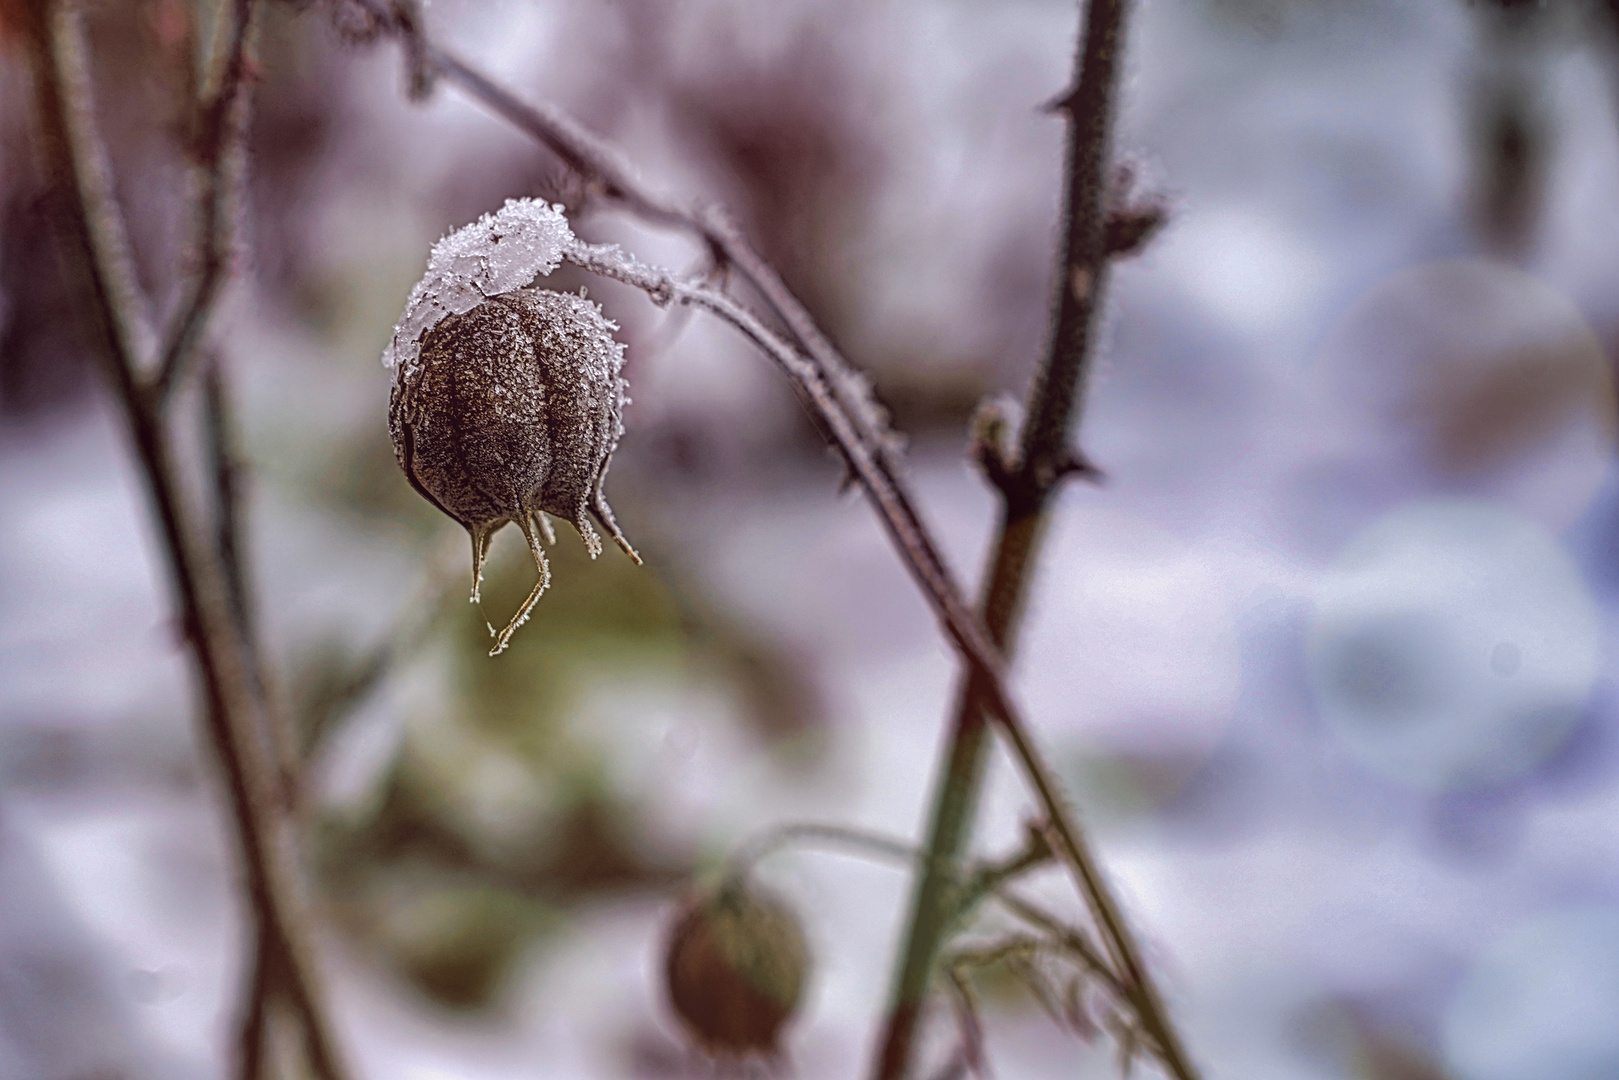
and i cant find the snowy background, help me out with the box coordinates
[5,0,1619,1078]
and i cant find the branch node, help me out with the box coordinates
[1102,161,1170,260]
[968,396,1019,495]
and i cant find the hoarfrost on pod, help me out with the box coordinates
[381,198,576,374]
[385,198,640,657]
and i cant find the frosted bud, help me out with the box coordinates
[663,881,810,1058]
[386,202,639,656]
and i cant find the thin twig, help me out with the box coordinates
[203,350,305,802]
[237,921,275,1080]
[27,7,350,1080]
[154,0,257,399]
[35,0,159,374]
[565,242,1024,733]
[988,891,1125,1005]
[725,823,922,883]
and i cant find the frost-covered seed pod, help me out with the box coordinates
[384,200,639,656]
[663,881,810,1058]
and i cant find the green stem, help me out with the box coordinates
[872,507,1046,1080]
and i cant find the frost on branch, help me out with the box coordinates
[381,198,575,375]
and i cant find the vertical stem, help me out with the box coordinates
[873,508,1043,1080]
[874,2,1199,1078]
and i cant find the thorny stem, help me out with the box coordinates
[355,4,1196,1076]
[876,1,1201,1078]
[25,5,349,1080]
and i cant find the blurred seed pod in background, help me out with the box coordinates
[663,879,810,1058]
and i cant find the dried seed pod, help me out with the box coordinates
[385,200,639,655]
[663,880,810,1058]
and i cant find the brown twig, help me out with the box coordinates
[237,921,275,1080]
[202,350,304,800]
[154,0,258,400]
[25,5,350,1080]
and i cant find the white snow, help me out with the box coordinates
[381,199,575,373]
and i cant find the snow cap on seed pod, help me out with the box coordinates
[385,199,640,657]
[663,878,811,1058]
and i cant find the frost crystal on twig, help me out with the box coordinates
[381,198,575,374]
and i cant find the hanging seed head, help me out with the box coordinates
[663,880,810,1058]
[385,200,640,655]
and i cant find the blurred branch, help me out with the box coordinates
[725,823,931,883]
[203,350,304,803]
[238,922,275,1080]
[203,355,253,645]
[155,0,258,400]
[296,533,466,759]
[25,5,348,1080]
[877,0,1200,1076]
[29,0,159,375]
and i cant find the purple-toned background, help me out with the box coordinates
[5,1,1619,1077]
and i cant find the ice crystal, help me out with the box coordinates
[381,198,575,373]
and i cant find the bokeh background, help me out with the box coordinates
[5,0,1619,1077]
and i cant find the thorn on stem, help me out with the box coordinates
[1040,85,1081,114]
[1054,448,1102,484]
